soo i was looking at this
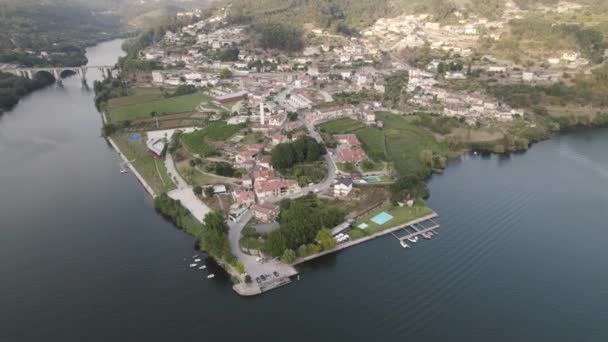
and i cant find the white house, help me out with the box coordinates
[334,178,353,197]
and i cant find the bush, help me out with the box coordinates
[281,249,296,264]
[297,244,308,257]
[307,243,321,255]
[236,261,245,274]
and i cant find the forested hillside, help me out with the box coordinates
[224,0,593,34]
[0,0,123,67]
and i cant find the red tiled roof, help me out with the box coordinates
[252,202,280,215]
[254,179,298,193]
[337,147,367,163]
[334,134,361,146]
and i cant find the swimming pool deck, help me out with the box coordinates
[293,211,439,265]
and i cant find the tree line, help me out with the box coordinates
[264,194,344,258]
[271,136,326,170]
[0,71,55,113]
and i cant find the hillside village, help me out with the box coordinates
[99,0,608,295]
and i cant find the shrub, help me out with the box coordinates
[281,249,296,264]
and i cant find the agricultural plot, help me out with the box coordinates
[108,90,214,122]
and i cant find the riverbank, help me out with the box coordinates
[106,136,157,198]
[294,211,439,265]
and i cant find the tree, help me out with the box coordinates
[297,244,308,257]
[281,249,296,264]
[270,136,324,170]
[316,228,336,251]
[245,274,252,283]
[220,69,233,79]
[199,211,231,260]
[219,48,240,61]
[193,186,202,195]
[420,149,434,168]
[287,111,298,121]
[204,187,215,198]
[265,230,287,257]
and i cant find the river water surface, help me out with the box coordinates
[1,40,607,341]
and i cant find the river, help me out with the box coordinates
[1,39,607,341]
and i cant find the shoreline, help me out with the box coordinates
[106,136,157,198]
[294,211,439,265]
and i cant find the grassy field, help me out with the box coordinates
[108,90,213,122]
[318,113,448,178]
[317,118,365,134]
[356,127,387,161]
[112,133,176,194]
[351,204,433,240]
[181,122,243,157]
[176,163,225,186]
[377,112,450,177]
[336,162,356,173]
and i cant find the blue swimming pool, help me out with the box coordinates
[129,133,141,141]
[371,212,394,225]
[363,176,381,183]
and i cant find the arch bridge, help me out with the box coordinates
[4,66,114,82]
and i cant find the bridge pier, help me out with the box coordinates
[7,65,115,83]
[53,69,61,82]
[78,67,87,82]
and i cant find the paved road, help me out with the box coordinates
[264,121,337,203]
[227,210,295,280]
[165,153,188,189]
[164,152,211,222]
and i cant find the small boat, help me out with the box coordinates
[194,258,201,262]
[198,265,206,270]
[422,232,433,240]
[407,236,418,243]
[192,254,199,258]
[400,240,410,249]
[189,263,197,268]
[207,274,215,279]
[119,168,127,173]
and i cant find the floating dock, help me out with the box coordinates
[393,218,440,243]
[294,212,440,265]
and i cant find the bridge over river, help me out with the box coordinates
[4,65,114,82]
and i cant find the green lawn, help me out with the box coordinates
[108,91,213,122]
[177,164,224,186]
[336,162,357,173]
[376,112,450,178]
[240,237,265,250]
[317,118,365,134]
[351,204,433,239]
[112,133,176,194]
[356,127,387,161]
[181,122,242,157]
[360,160,385,173]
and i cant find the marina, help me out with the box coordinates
[294,212,440,265]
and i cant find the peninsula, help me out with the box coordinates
[95,0,608,296]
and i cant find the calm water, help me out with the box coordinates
[1,40,608,341]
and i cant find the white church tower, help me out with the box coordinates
[260,102,265,125]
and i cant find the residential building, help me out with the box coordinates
[251,203,280,222]
[334,178,353,197]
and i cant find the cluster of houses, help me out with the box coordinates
[304,103,377,126]
[229,155,301,221]
[407,68,522,122]
[331,134,368,164]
